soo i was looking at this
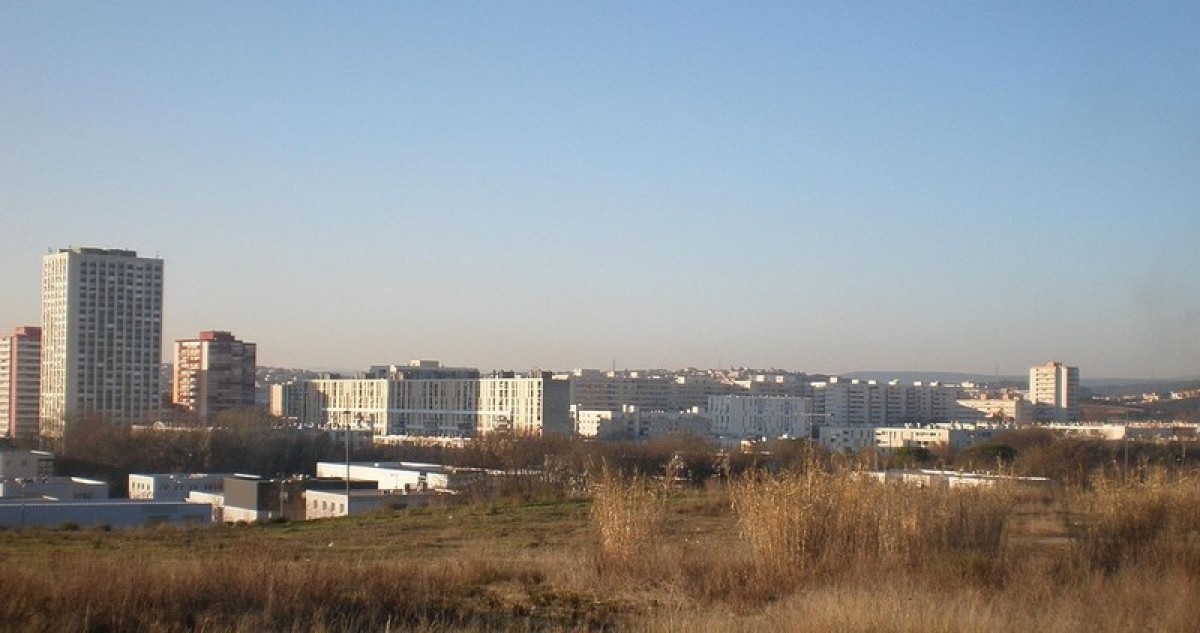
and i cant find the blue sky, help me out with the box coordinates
[1,3,1197,378]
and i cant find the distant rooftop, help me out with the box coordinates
[60,247,139,257]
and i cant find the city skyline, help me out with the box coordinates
[2,4,1198,379]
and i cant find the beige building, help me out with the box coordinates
[955,397,1033,425]
[40,248,163,439]
[0,326,42,441]
[1029,361,1079,422]
[874,424,1001,453]
[173,331,257,420]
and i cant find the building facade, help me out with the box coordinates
[173,331,257,420]
[1029,361,1079,422]
[816,378,963,427]
[40,248,164,439]
[0,327,41,441]
[289,364,572,438]
[708,395,814,440]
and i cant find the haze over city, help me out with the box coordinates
[2,3,1197,378]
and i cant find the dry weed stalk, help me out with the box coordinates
[1065,466,1200,572]
[589,464,668,571]
[731,468,1015,583]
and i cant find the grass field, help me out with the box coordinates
[1,467,1199,631]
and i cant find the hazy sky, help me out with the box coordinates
[2,3,1198,379]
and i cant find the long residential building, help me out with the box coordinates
[815,377,963,426]
[0,326,42,441]
[279,362,572,438]
[40,247,164,439]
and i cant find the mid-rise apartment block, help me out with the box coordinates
[816,377,962,426]
[708,395,814,440]
[0,327,42,441]
[173,331,257,420]
[285,362,571,438]
[1029,361,1079,422]
[40,248,163,439]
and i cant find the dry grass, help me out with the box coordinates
[1063,466,1200,572]
[730,468,1014,586]
[589,465,669,575]
[2,466,1200,631]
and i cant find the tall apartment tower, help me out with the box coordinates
[0,326,42,441]
[40,248,164,439]
[173,331,257,420]
[1029,361,1079,422]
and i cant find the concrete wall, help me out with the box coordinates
[0,500,211,529]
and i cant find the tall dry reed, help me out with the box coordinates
[589,465,668,572]
[1064,466,1200,572]
[731,469,1015,583]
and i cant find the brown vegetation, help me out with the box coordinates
[4,457,1200,631]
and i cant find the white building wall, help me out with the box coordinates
[314,462,480,491]
[708,395,813,439]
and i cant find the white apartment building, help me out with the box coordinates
[1029,361,1080,422]
[291,365,572,438]
[478,375,572,435]
[40,248,164,439]
[708,395,814,440]
[0,327,41,441]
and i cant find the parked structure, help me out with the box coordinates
[0,476,108,500]
[859,469,1051,489]
[0,500,210,529]
[0,448,54,479]
[128,473,238,501]
[313,461,486,492]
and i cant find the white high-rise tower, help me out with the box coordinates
[40,247,164,440]
[1028,361,1079,423]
